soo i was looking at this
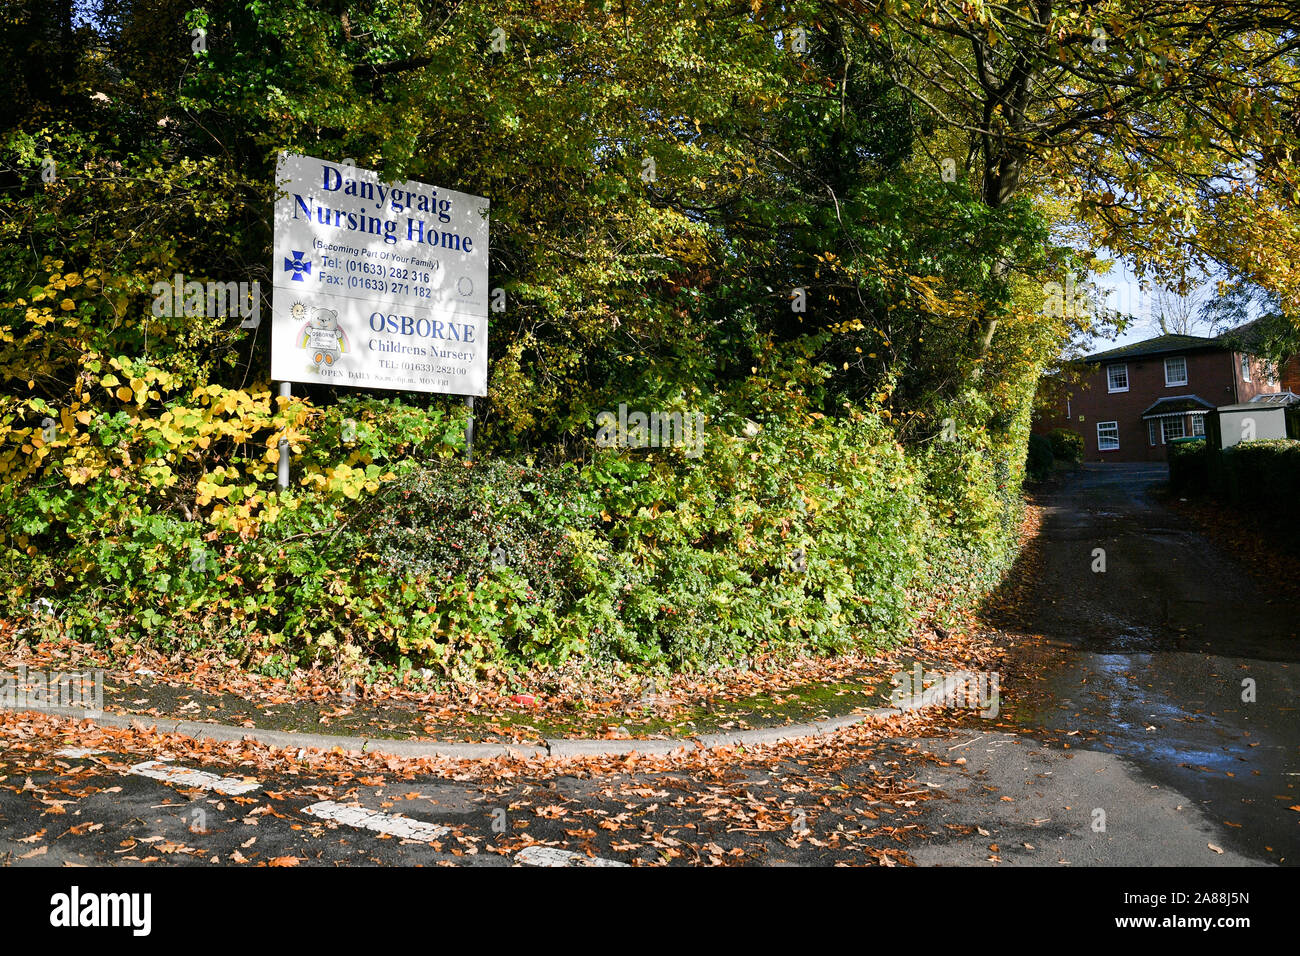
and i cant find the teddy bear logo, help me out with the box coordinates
[292,302,350,370]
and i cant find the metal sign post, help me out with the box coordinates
[277,381,291,489]
[465,395,475,462]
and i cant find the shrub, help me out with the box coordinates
[1167,437,1207,495]
[1208,439,1300,538]
[538,409,939,672]
[1046,427,1084,462]
[334,460,592,676]
[1,398,1028,683]
[1024,433,1054,482]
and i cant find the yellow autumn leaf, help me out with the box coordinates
[59,298,75,311]
[116,386,133,402]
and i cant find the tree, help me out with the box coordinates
[1148,281,1216,337]
[833,0,1300,359]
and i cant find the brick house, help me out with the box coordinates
[1034,330,1280,462]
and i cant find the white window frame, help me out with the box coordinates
[1107,364,1129,393]
[1241,354,1252,383]
[1161,417,1186,443]
[1097,420,1120,451]
[1164,355,1188,387]
[1191,415,1205,437]
[1148,420,1159,445]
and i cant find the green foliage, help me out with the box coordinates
[3,401,1024,681]
[1024,434,1055,483]
[572,409,935,670]
[1168,437,1208,495]
[0,1,1064,682]
[1208,439,1300,538]
[1046,427,1084,463]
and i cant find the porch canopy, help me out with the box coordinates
[1140,395,1215,421]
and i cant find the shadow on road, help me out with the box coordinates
[969,463,1299,862]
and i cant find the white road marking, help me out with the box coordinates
[303,801,449,841]
[515,845,628,867]
[128,760,261,795]
[53,748,102,758]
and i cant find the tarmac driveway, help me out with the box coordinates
[908,463,1299,866]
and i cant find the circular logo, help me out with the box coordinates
[456,276,473,296]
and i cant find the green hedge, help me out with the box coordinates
[1208,439,1300,534]
[1045,427,1084,463]
[2,405,1024,683]
[1025,433,1054,482]
[1167,437,1208,495]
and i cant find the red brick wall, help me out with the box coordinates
[1280,355,1300,393]
[1235,353,1274,402]
[1033,349,1244,462]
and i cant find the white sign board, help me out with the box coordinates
[271,152,489,396]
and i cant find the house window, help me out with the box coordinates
[1164,356,1187,387]
[1191,415,1205,437]
[1148,420,1159,445]
[1107,364,1129,393]
[1097,421,1120,451]
[1162,417,1185,443]
[1241,354,1252,382]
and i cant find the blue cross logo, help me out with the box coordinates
[283,250,312,282]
